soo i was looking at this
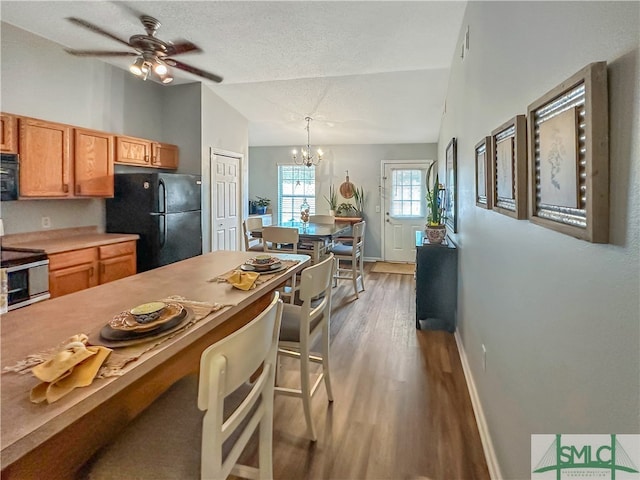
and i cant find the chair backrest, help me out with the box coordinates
[262,226,299,253]
[294,254,335,341]
[242,217,263,251]
[308,214,335,225]
[352,221,366,255]
[198,292,283,479]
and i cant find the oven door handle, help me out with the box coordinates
[4,259,49,274]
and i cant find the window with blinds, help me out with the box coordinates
[390,168,425,217]
[278,165,316,224]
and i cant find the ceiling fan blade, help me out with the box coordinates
[67,17,132,48]
[166,41,201,56]
[65,50,137,57]
[165,59,223,83]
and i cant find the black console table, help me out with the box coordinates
[415,231,458,332]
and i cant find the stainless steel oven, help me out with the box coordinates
[1,153,19,201]
[1,249,50,311]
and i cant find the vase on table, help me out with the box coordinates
[425,224,446,245]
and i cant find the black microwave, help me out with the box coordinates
[1,153,19,201]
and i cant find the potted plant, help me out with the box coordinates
[337,202,356,217]
[353,186,365,217]
[254,196,271,215]
[425,163,447,244]
[324,185,338,216]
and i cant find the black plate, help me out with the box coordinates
[100,308,188,341]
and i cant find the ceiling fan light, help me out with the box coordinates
[154,62,168,75]
[129,57,145,76]
[160,73,174,84]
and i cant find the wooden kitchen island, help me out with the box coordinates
[0,251,310,479]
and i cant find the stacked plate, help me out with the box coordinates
[100,301,188,341]
[240,255,285,274]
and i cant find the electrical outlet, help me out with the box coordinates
[41,216,51,229]
[482,344,487,372]
[375,205,381,213]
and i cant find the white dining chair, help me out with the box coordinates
[243,217,264,252]
[85,293,284,480]
[262,226,299,254]
[275,253,335,441]
[330,220,366,299]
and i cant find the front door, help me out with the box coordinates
[382,161,430,262]
[211,153,240,251]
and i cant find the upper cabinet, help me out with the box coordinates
[18,118,114,199]
[3,112,178,199]
[152,142,178,169]
[116,135,152,167]
[74,128,114,197]
[1,114,18,153]
[19,118,72,198]
[116,135,178,170]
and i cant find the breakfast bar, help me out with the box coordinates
[0,251,310,479]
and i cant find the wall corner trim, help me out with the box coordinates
[454,331,503,480]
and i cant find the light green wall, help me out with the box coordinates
[439,2,640,478]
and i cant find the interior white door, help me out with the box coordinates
[382,161,430,262]
[211,154,240,251]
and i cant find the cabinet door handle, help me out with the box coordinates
[63,184,69,193]
[144,154,150,163]
[89,266,94,277]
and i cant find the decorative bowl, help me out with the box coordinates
[129,302,167,323]
[254,254,272,265]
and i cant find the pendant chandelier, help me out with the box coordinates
[292,117,323,167]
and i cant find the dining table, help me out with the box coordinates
[251,220,351,263]
[0,250,310,480]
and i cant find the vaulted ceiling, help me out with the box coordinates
[0,1,467,146]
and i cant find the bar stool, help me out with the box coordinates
[330,220,366,298]
[275,253,335,441]
[84,293,284,480]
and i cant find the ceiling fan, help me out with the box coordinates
[64,15,223,84]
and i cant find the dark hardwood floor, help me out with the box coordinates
[239,262,490,480]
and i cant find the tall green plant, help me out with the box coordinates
[324,185,338,211]
[426,163,443,226]
[353,186,365,214]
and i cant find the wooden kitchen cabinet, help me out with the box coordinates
[151,142,178,169]
[48,248,99,298]
[1,114,18,153]
[99,241,136,284]
[74,128,114,197]
[116,136,152,166]
[48,241,137,298]
[116,135,178,169]
[19,117,72,198]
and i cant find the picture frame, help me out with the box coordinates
[475,136,493,209]
[490,115,527,220]
[527,62,609,243]
[445,138,458,232]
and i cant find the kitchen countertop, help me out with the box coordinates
[1,226,139,254]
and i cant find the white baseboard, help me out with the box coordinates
[454,331,503,480]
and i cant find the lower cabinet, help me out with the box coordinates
[49,241,137,299]
[48,248,99,298]
[99,242,136,284]
[415,234,458,332]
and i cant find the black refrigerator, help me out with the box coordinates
[106,173,202,272]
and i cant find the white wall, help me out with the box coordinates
[200,84,249,252]
[249,143,436,259]
[439,2,639,478]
